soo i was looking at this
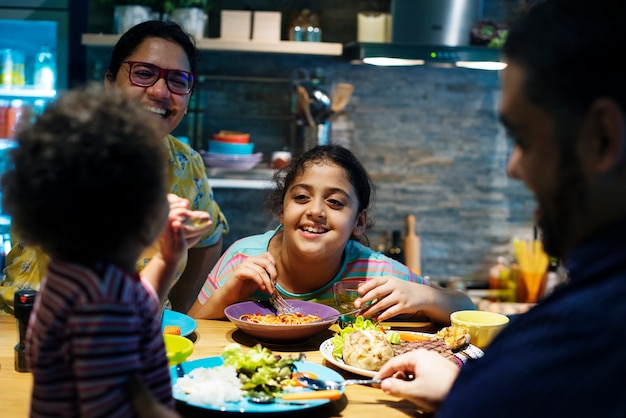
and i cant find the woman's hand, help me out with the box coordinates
[142,194,213,302]
[166,194,213,249]
[373,349,459,413]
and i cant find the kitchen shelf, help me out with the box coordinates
[206,167,276,189]
[81,34,343,56]
[0,87,56,99]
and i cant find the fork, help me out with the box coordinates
[269,289,300,314]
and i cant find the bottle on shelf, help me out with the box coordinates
[0,49,13,88]
[385,230,405,264]
[33,46,56,91]
[0,99,9,139]
[5,100,25,139]
[488,256,507,301]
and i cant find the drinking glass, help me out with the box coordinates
[332,279,366,327]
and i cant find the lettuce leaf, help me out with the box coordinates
[222,343,296,397]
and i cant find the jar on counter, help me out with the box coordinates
[270,151,291,169]
[306,11,322,42]
[289,9,322,42]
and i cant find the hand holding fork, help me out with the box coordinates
[269,287,300,314]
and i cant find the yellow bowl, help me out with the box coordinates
[450,310,509,349]
[163,334,194,366]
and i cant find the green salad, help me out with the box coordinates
[221,343,297,398]
[330,316,401,360]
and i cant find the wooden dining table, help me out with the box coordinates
[0,314,439,417]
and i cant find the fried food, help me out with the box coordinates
[164,325,181,335]
[434,325,471,351]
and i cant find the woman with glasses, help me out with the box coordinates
[104,20,228,314]
[1,20,228,316]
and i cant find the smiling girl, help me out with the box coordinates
[188,145,474,323]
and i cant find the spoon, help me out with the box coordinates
[248,393,309,406]
[295,374,383,391]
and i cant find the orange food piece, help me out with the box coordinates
[163,325,181,335]
[282,390,342,401]
[398,332,433,342]
[292,371,319,387]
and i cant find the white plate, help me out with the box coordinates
[205,151,263,161]
[319,331,484,377]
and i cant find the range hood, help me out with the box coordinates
[345,0,505,70]
[344,42,504,70]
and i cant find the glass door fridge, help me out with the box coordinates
[0,0,70,265]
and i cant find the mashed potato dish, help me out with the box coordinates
[342,330,394,372]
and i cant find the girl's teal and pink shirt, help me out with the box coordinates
[196,226,429,307]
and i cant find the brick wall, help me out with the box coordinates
[198,55,534,283]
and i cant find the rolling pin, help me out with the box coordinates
[404,214,421,275]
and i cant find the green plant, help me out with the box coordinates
[162,0,212,13]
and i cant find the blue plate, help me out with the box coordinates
[171,358,344,413]
[162,310,197,337]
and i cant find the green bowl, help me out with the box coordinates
[163,334,193,366]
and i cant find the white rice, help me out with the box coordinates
[173,365,243,406]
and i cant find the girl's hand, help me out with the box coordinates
[354,277,434,322]
[220,252,278,303]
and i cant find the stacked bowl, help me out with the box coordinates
[203,131,263,170]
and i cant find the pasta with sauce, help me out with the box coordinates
[240,312,321,325]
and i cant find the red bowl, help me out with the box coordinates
[213,131,250,144]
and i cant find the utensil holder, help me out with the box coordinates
[292,121,330,157]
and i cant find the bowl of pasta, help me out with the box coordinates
[224,300,340,342]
